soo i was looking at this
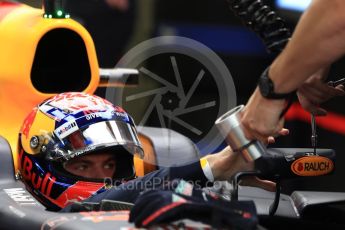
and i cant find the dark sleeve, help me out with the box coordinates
[60,161,208,212]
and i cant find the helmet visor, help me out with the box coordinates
[47,120,143,162]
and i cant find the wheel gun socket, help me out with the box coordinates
[215,105,266,162]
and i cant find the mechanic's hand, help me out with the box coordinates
[241,88,287,144]
[297,69,345,116]
[105,0,129,11]
[205,146,276,192]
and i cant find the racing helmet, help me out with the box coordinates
[17,92,143,210]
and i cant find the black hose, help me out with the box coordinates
[227,0,291,53]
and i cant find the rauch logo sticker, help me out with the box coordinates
[291,156,334,176]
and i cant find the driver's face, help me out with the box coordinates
[63,152,116,179]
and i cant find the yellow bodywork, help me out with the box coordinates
[0,3,98,170]
[0,3,153,176]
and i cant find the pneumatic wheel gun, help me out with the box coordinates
[215,105,336,216]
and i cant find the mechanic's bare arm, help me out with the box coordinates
[242,0,345,141]
[270,0,345,94]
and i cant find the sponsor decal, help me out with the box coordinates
[54,181,104,208]
[73,146,97,158]
[80,211,130,223]
[113,106,128,118]
[114,111,128,119]
[21,108,38,139]
[4,188,39,206]
[174,180,193,196]
[291,156,334,176]
[40,105,66,122]
[41,216,77,230]
[19,151,56,197]
[85,112,102,120]
[54,121,78,139]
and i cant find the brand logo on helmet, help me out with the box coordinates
[291,156,334,176]
[19,151,56,197]
[22,108,38,139]
[53,181,105,208]
[55,121,78,139]
[85,113,102,120]
[111,109,128,119]
[114,111,128,119]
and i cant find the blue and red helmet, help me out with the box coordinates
[17,92,143,210]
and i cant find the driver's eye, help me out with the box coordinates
[104,161,116,170]
[75,164,88,171]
